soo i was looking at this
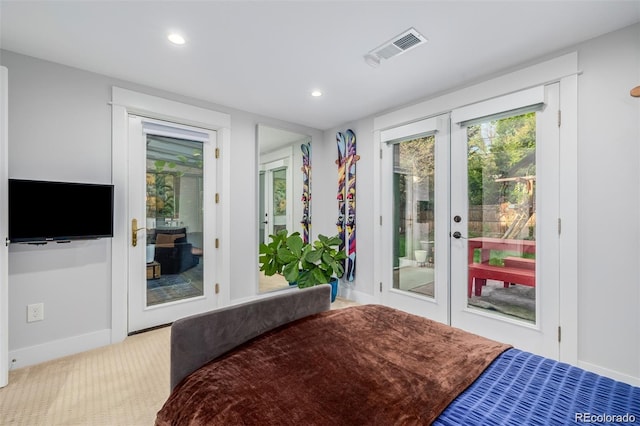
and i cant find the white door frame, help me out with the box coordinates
[379,114,450,324]
[126,116,218,333]
[450,83,560,358]
[373,53,578,364]
[259,152,293,241]
[0,66,9,387]
[111,87,230,343]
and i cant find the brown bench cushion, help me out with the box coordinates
[155,233,185,248]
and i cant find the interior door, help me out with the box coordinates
[127,116,218,333]
[380,114,450,323]
[260,159,291,242]
[450,84,560,358]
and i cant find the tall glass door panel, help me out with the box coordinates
[392,135,436,298]
[465,112,536,324]
[146,135,204,307]
[271,167,288,235]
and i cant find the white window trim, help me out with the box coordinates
[450,85,544,125]
[380,116,440,144]
[110,87,231,343]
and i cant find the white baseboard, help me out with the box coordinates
[338,286,378,305]
[8,329,111,370]
[578,360,640,387]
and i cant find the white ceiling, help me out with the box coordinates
[1,1,639,130]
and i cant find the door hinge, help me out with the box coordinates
[558,218,562,235]
[215,238,219,248]
[558,326,562,343]
[215,193,220,203]
[379,282,383,292]
[5,237,9,247]
[380,148,383,159]
[380,215,382,226]
[215,283,220,294]
[557,110,562,127]
[215,147,220,159]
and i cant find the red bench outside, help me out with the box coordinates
[467,238,536,298]
[468,262,535,297]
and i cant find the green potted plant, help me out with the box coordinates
[259,229,346,301]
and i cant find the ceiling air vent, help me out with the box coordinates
[364,27,427,67]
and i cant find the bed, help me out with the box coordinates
[156,285,640,425]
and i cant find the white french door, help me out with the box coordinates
[450,84,560,358]
[380,114,450,324]
[380,84,561,358]
[127,116,219,333]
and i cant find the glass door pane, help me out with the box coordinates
[392,135,436,298]
[259,164,290,293]
[271,167,287,235]
[466,112,536,323]
[146,135,204,307]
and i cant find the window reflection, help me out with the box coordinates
[392,135,436,298]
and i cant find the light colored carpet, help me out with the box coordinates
[258,270,291,293]
[0,326,170,426]
[0,297,359,426]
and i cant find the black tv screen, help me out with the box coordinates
[9,179,114,243]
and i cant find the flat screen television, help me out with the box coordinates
[9,179,114,243]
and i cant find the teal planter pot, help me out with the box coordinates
[329,279,338,302]
[290,278,338,303]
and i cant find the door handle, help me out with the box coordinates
[452,231,463,239]
[131,218,146,247]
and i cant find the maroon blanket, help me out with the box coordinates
[156,305,510,425]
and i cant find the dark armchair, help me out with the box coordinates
[149,227,199,274]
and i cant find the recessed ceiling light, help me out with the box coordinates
[168,33,186,45]
[311,90,322,97]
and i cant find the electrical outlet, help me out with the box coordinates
[27,303,44,322]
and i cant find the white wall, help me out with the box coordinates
[5,52,113,362]
[0,50,322,367]
[312,23,640,384]
[574,23,640,382]
[313,118,378,302]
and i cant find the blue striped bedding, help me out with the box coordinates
[434,348,640,425]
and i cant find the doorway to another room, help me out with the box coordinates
[111,87,231,342]
[127,117,218,334]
